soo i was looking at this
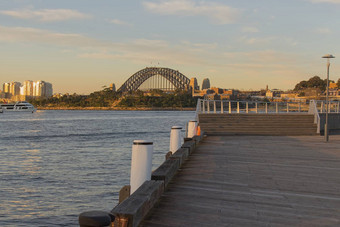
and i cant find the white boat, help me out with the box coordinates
[0,101,36,113]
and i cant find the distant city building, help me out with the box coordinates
[3,83,10,93]
[202,78,210,90]
[2,80,53,100]
[33,80,53,97]
[10,82,21,96]
[21,80,34,96]
[110,83,116,92]
[189,78,199,91]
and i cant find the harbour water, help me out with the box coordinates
[0,110,194,226]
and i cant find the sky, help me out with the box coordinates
[0,0,339,94]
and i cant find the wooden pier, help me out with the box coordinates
[140,135,340,226]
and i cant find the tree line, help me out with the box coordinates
[28,88,197,108]
[294,76,340,92]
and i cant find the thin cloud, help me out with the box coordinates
[143,0,241,24]
[110,19,133,27]
[242,26,259,33]
[315,27,331,34]
[306,0,340,3]
[0,8,91,22]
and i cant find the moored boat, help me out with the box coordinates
[0,101,36,113]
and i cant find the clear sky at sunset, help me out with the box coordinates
[0,0,339,94]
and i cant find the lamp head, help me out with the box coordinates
[322,54,335,59]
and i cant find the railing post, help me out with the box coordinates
[265,103,268,114]
[255,102,258,113]
[246,102,249,113]
[298,101,301,112]
[237,102,240,113]
[221,100,224,113]
[321,102,324,113]
[229,101,231,114]
[207,100,210,113]
[276,102,278,113]
[202,100,205,113]
[213,100,216,113]
[287,103,289,113]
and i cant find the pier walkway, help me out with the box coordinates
[141,135,340,226]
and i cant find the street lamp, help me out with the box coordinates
[322,54,335,142]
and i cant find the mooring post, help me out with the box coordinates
[130,140,153,194]
[265,103,268,114]
[229,101,231,113]
[170,126,182,154]
[79,211,114,227]
[246,102,249,113]
[255,102,258,113]
[237,102,240,113]
[187,120,198,138]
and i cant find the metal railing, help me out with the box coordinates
[196,99,340,115]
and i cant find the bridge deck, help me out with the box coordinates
[141,135,340,226]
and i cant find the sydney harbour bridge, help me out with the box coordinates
[117,67,190,93]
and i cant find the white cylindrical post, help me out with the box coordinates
[130,140,153,194]
[202,100,206,113]
[187,120,198,138]
[237,102,240,113]
[170,126,182,154]
[213,101,216,113]
[207,100,210,113]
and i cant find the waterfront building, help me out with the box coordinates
[33,80,53,97]
[202,78,210,90]
[3,83,10,93]
[20,80,34,96]
[9,82,21,96]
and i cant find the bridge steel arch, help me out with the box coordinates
[117,67,190,93]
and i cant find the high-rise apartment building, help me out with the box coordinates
[33,80,53,97]
[20,80,34,96]
[9,82,21,96]
[3,83,10,93]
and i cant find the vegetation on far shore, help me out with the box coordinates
[28,89,198,108]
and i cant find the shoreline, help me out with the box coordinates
[37,106,196,111]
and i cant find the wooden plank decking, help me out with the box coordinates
[141,135,340,226]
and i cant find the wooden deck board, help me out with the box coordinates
[141,135,340,226]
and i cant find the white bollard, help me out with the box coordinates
[187,120,198,138]
[130,140,153,194]
[170,126,182,154]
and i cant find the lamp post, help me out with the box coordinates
[322,54,335,142]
